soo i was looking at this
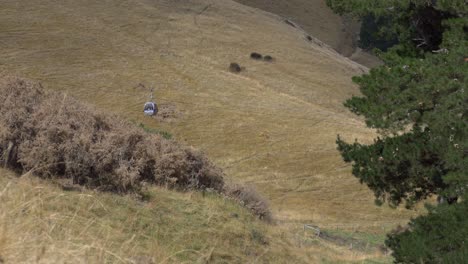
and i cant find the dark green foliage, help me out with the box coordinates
[336,19,467,207]
[326,0,467,55]
[328,0,468,262]
[337,128,447,208]
[359,14,398,51]
[386,201,468,263]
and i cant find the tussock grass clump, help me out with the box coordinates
[0,76,224,193]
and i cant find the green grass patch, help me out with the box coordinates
[316,227,389,260]
[131,120,173,139]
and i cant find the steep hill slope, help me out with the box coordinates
[3,168,380,263]
[1,169,266,263]
[234,0,358,56]
[234,0,382,67]
[0,0,418,255]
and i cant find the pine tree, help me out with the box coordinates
[327,0,468,261]
[386,202,468,263]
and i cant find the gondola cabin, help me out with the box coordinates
[144,102,158,116]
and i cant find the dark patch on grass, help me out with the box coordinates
[263,55,274,62]
[229,63,242,73]
[250,228,268,245]
[250,52,263,60]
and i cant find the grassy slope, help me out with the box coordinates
[234,0,357,56]
[0,169,389,263]
[0,168,272,263]
[234,0,383,68]
[0,0,419,261]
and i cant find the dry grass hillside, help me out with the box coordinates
[234,0,358,56]
[1,168,399,263]
[0,0,421,262]
[234,0,382,67]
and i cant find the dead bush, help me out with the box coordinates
[0,76,272,220]
[0,76,224,193]
[225,183,272,222]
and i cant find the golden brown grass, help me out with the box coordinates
[0,0,422,261]
[0,169,262,263]
[234,0,357,56]
[0,169,391,263]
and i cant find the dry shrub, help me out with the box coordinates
[225,183,272,222]
[0,76,223,193]
[0,76,271,220]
